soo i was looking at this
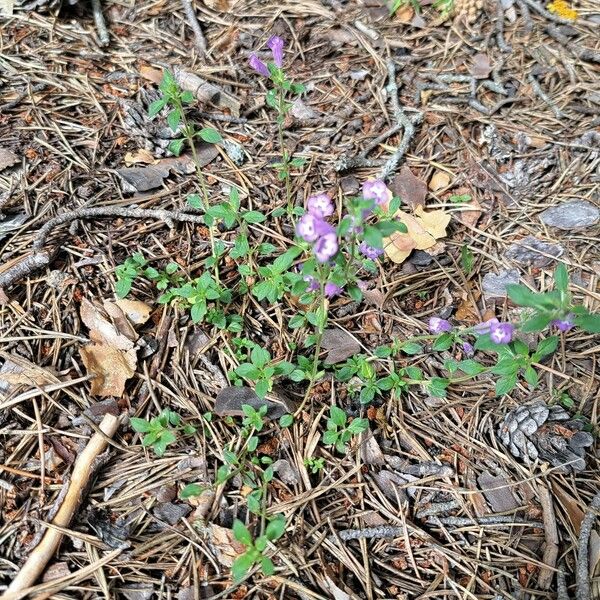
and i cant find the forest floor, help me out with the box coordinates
[0,0,599,599]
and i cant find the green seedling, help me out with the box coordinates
[130,409,195,457]
[322,406,369,453]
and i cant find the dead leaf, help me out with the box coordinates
[551,482,585,534]
[205,524,245,567]
[123,149,156,167]
[384,206,451,264]
[394,4,414,23]
[429,170,451,192]
[42,562,71,583]
[477,471,518,512]
[80,299,135,350]
[321,329,361,364]
[204,0,233,10]
[103,301,138,342]
[0,147,19,171]
[214,386,295,420]
[80,344,137,397]
[470,53,493,79]
[362,288,386,308]
[114,299,152,325]
[272,459,301,485]
[455,291,480,324]
[390,166,427,210]
[455,196,483,228]
[360,432,385,466]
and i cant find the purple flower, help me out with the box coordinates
[296,213,332,242]
[249,53,269,77]
[307,193,334,218]
[324,282,343,298]
[462,342,474,357]
[267,35,284,68]
[474,318,499,334]
[357,280,368,291]
[314,232,338,263]
[489,321,514,344]
[345,214,364,236]
[362,179,392,207]
[552,314,574,332]
[429,317,452,334]
[303,275,319,293]
[359,242,384,260]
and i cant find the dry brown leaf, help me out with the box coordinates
[80,299,135,350]
[390,166,427,210]
[205,524,245,568]
[362,288,386,308]
[429,170,451,192]
[321,329,361,364]
[394,4,414,23]
[204,0,233,10]
[551,482,585,534]
[0,352,60,395]
[455,196,483,228]
[0,147,19,171]
[80,344,137,397]
[383,206,451,264]
[455,290,480,323]
[114,299,152,325]
[470,53,493,79]
[123,149,156,166]
[102,301,137,342]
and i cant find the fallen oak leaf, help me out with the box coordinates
[390,166,427,210]
[80,344,137,397]
[114,299,152,325]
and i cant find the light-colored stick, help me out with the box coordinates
[3,413,120,597]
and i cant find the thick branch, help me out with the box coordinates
[576,492,600,600]
[180,0,207,55]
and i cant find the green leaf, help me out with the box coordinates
[329,406,347,428]
[279,414,293,428]
[428,377,448,398]
[322,430,339,445]
[399,342,422,355]
[347,418,369,434]
[377,220,406,236]
[260,556,275,576]
[524,366,539,387]
[233,520,253,546]
[235,363,261,380]
[148,98,167,117]
[535,335,559,358]
[363,225,383,249]
[575,313,600,333]
[265,515,286,541]
[168,138,185,156]
[266,89,278,108]
[242,210,266,224]
[167,109,182,132]
[180,90,195,104]
[130,417,152,433]
[115,277,132,299]
[180,483,205,499]
[461,245,474,275]
[255,379,270,399]
[198,127,222,143]
[521,313,552,333]
[495,374,517,396]
[251,346,270,369]
[506,284,543,309]
[232,551,255,581]
[491,358,519,376]
[458,359,485,376]
[554,263,568,292]
[432,333,453,351]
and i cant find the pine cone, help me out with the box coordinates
[453,0,484,24]
[497,401,593,472]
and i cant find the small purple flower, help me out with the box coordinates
[307,193,334,218]
[357,280,369,291]
[474,318,499,334]
[429,317,452,334]
[267,35,284,68]
[552,314,575,332]
[249,53,269,77]
[296,213,320,242]
[314,232,339,263]
[359,242,384,260]
[303,275,319,293]
[362,179,391,207]
[462,342,474,357]
[489,321,514,344]
[324,282,343,298]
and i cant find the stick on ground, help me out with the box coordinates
[3,413,120,597]
[180,0,207,55]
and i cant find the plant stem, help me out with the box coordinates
[276,87,293,217]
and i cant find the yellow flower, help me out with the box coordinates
[547,0,578,20]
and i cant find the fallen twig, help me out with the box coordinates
[336,526,405,541]
[379,59,423,180]
[546,25,600,63]
[528,74,565,119]
[0,83,48,114]
[495,0,512,53]
[538,484,559,589]
[90,0,110,47]
[576,491,600,600]
[180,0,207,55]
[428,516,544,527]
[0,206,209,289]
[4,414,120,597]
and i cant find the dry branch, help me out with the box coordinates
[576,492,600,600]
[0,206,208,289]
[180,0,207,55]
[91,0,110,47]
[3,413,120,597]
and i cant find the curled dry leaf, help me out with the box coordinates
[470,53,493,79]
[390,166,427,210]
[321,328,361,364]
[0,351,60,395]
[384,206,451,264]
[123,149,156,166]
[205,524,245,568]
[429,170,451,192]
[114,299,152,325]
[455,196,483,228]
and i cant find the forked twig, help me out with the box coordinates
[180,0,207,55]
[90,0,110,47]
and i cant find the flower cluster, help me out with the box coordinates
[429,316,515,345]
[362,179,392,208]
[249,35,285,76]
[296,194,339,263]
[547,0,577,20]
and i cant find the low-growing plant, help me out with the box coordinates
[130,409,196,457]
[322,406,369,453]
[231,515,286,580]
